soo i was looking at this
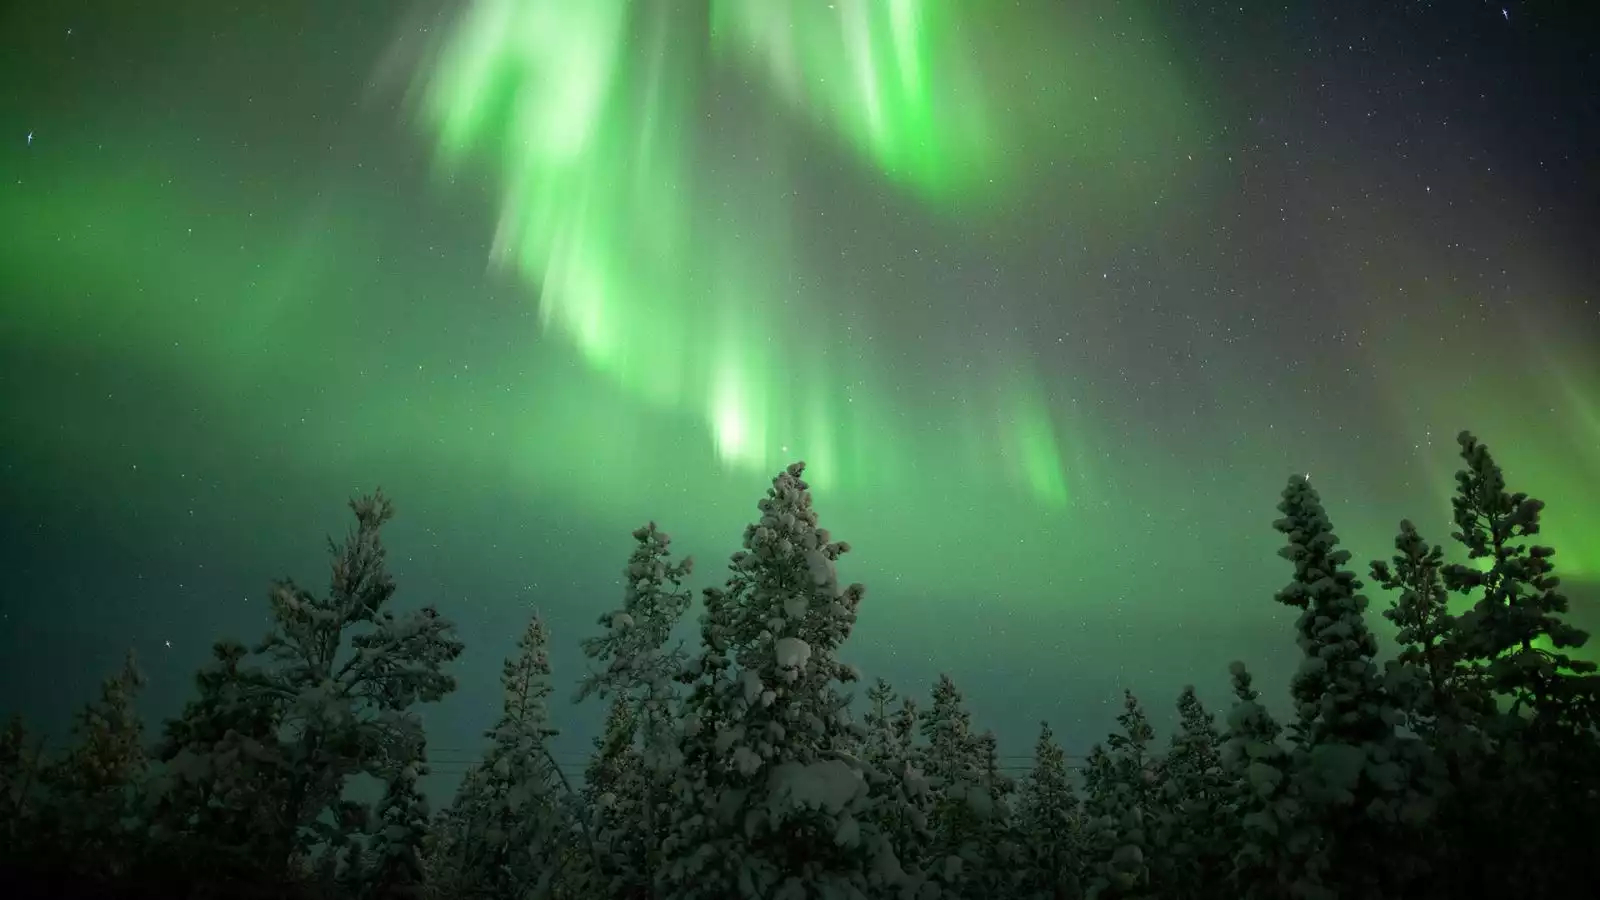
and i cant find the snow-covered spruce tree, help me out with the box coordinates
[582,693,641,816]
[1432,431,1600,898]
[249,492,463,879]
[660,576,741,896]
[862,679,900,770]
[1156,686,1229,900]
[578,521,694,898]
[447,612,569,899]
[918,673,1013,897]
[890,696,919,761]
[1370,520,1482,736]
[35,650,148,883]
[1272,475,1433,899]
[579,695,648,899]
[1016,721,1083,900]
[1439,431,1596,728]
[1219,661,1298,900]
[1081,691,1161,900]
[975,730,1024,898]
[365,755,432,900]
[858,679,935,885]
[1366,517,1484,897]
[140,639,291,888]
[659,462,904,900]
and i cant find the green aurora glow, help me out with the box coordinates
[412,0,1202,508]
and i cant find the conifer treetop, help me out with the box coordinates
[1272,475,1387,745]
[493,611,558,746]
[1440,431,1596,721]
[580,521,695,707]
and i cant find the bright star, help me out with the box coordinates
[26,132,32,146]
[164,639,172,648]
[1502,8,1509,20]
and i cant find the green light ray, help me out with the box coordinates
[709,0,998,201]
[412,0,1119,509]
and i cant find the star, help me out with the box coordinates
[26,132,32,146]
[164,639,172,648]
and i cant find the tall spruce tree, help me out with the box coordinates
[449,612,568,899]
[1433,431,1600,898]
[918,674,995,895]
[142,640,290,888]
[1371,520,1478,734]
[858,678,935,886]
[1272,475,1432,899]
[250,492,463,878]
[660,574,741,897]
[660,462,901,900]
[1368,517,1481,895]
[862,679,900,771]
[579,521,694,897]
[1439,431,1597,728]
[582,695,648,899]
[1220,662,1297,900]
[974,729,1024,898]
[1016,721,1083,900]
[583,694,641,813]
[36,651,148,883]
[365,755,431,900]
[1158,687,1228,900]
[1081,691,1162,900]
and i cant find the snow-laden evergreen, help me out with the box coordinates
[861,679,900,772]
[578,521,695,897]
[580,694,644,889]
[440,612,569,899]
[1425,432,1600,898]
[915,673,1023,897]
[365,756,431,900]
[1157,687,1227,900]
[917,674,984,888]
[143,639,289,883]
[1440,431,1596,724]
[1219,661,1296,900]
[1016,721,1081,900]
[858,679,934,890]
[1272,475,1432,898]
[245,493,464,878]
[1371,520,1468,734]
[1081,691,1162,900]
[660,462,898,900]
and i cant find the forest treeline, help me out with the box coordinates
[1,430,1596,900]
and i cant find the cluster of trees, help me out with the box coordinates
[1,430,1596,899]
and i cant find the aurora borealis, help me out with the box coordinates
[2,0,1597,781]
[410,0,1187,505]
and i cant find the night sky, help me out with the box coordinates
[2,0,1597,791]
